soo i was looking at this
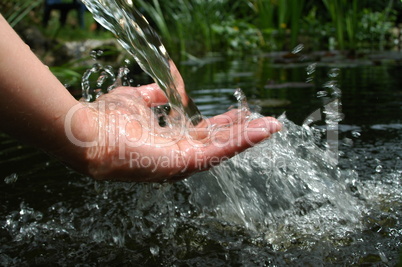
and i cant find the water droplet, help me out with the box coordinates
[96,71,108,87]
[342,138,353,147]
[323,81,336,89]
[34,212,43,221]
[379,251,388,263]
[4,173,18,184]
[152,183,161,190]
[375,165,382,173]
[317,91,328,98]
[306,63,317,76]
[351,131,361,138]
[292,44,304,54]
[92,63,102,72]
[159,45,167,56]
[328,68,340,78]
[90,50,97,59]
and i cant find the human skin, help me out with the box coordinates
[0,15,281,182]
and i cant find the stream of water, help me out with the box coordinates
[81,0,202,125]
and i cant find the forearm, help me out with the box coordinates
[0,15,83,156]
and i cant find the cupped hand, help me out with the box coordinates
[65,84,281,182]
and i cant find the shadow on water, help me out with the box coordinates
[0,54,401,265]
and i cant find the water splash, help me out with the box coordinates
[1,61,401,264]
[4,173,18,184]
[81,0,201,125]
[185,65,361,238]
[81,61,130,101]
[78,0,363,241]
[186,115,363,236]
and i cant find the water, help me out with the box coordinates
[81,0,201,125]
[0,58,401,265]
[1,2,402,265]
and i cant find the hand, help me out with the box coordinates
[64,84,281,182]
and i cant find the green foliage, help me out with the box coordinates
[358,8,397,51]
[136,0,308,55]
[301,6,332,51]
[50,66,83,88]
[136,0,241,58]
[42,12,113,41]
[212,17,262,54]
[3,0,399,60]
[322,0,360,50]
[247,0,305,51]
[1,0,42,27]
[320,0,397,52]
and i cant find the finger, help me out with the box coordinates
[203,109,241,126]
[178,117,281,175]
[189,110,243,140]
[112,84,168,107]
[201,117,281,162]
[135,83,169,107]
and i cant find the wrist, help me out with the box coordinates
[50,102,97,176]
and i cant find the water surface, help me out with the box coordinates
[0,55,401,265]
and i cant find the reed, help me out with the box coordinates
[322,0,344,49]
[248,0,305,51]
[252,0,275,30]
[137,0,236,58]
[288,0,305,48]
[344,0,359,51]
[322,0,363,51]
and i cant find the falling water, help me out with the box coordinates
[81,0,201,125]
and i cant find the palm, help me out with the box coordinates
[83,85,281,182]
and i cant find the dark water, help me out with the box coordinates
[0,55,401,266]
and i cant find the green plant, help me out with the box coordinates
[1,0,42,27]
[136,0,247,57]
[251,0,275,30]
[379,0,396,50]
[247,0,305,51]
[358,7,396,51]
[322,0,362,51]
[42,12,113,42]
[212,17,262,54]
[288,0,305,48]
[301,6,331,51]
